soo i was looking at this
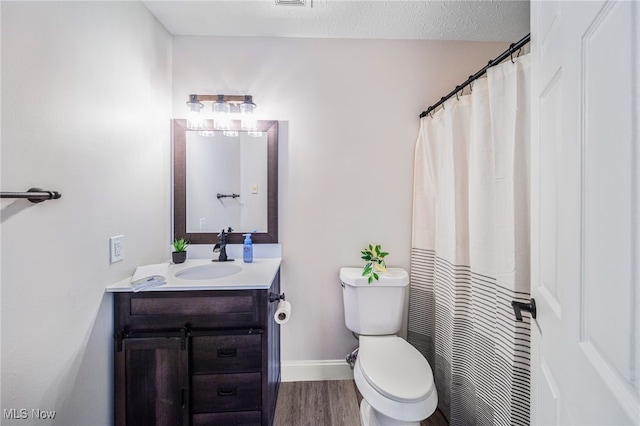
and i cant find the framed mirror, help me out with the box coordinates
[173,119,278,244]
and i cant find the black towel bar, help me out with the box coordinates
[216,193,240,199]
[0,188,62,203]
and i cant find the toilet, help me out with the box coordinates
[340,267,437,426]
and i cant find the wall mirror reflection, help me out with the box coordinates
[173,119,278,244]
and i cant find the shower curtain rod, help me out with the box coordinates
[419,33,531,118]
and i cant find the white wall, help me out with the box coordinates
[239,134,269,232]
[172,37,507,366]
[1,2,171,424]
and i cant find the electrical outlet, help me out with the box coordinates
[110,235,125,263]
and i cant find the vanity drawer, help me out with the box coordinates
[192,373,261,413]
[115,291,264,330]
[192,334,262,374]
[192,411,261,426]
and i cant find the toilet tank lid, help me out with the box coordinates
[340,267,409,287]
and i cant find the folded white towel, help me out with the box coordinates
[132,278,166,292]
[131,263,169,292]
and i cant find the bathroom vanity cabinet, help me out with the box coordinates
[112,272,280,426]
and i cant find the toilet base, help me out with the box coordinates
[360,399,421,426]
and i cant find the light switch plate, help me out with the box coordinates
[110,235,125,263]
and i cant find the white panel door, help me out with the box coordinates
[531,0,639,424]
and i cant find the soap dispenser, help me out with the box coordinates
[243,233,253,263]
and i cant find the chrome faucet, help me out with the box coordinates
[213,227,234,262]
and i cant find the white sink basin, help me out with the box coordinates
[175,263,243,280]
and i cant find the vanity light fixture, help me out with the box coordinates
[185,94,260,135]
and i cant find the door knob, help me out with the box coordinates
[511,298,536,321]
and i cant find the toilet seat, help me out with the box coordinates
[358,336,434,403]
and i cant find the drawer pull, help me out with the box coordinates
[217,387,237,397]
[217,348,238,358]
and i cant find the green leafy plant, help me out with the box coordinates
[173,238,189,253]
[361,243,389,284]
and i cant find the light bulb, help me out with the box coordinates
[241,116,257,131]
[187,111,204,130]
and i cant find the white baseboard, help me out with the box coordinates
[281,359,354,382]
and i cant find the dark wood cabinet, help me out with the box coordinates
[113,272,281,426]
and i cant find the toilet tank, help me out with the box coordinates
[340,267,409,335]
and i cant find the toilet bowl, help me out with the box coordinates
[354,336,437,426]
[340,267,438,426]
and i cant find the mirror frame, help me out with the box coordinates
[173,119,278,244]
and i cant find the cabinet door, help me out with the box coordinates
[115,336,189,426]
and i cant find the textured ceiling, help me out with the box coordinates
[143,0,530,41]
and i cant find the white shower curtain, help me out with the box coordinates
[408,55,531,425]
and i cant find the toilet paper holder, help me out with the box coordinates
[269,292,285,303]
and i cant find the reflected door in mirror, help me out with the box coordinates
[186,131,268,233]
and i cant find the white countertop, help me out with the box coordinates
[105,257,282,292]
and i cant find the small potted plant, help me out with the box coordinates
[172,238,189,264]
[361,243,389,284]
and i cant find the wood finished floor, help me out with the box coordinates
[273,380,448,426]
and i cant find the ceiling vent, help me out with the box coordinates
[275,0,306,6]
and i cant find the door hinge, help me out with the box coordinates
[114,328,128,352]
[180,325,191,350]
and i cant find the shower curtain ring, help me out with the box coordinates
[456,87,460,101]
[510,43,516,63]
